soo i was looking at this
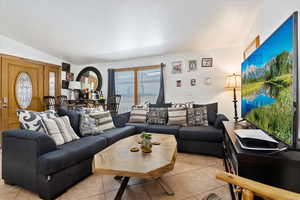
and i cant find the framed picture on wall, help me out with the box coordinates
[201,58,213,67]
[66,72,74,81]
[188,60,197,72]
[190,79,196,86]
[172,61,182,74]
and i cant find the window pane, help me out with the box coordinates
[138,68,161,105]
[115,71,134,113]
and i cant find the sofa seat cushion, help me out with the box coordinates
[147,124,181,137]
[179,126,223,142]
[38,136,107,175]
[125,123,148,133]
[101,126,136,145]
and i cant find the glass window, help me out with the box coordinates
[115,67,161,113]
[138,68,160,105]
[115,71,135,113]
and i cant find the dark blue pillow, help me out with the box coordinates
[149,103,172,108]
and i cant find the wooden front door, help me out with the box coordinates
[1,56,45,129]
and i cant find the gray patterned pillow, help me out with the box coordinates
[89,111,115,131]
[80,113,102,136]
[187,107,208,126]
[147,107,168,125]
[16,109,57,134]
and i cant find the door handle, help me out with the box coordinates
[2,97,8,108]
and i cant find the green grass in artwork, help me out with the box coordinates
[242,81,264,97]
[245,86,293,144]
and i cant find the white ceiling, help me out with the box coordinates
[0,0,262,64]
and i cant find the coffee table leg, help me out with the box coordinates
[114,176,123,180]
[114,177,130,200]
[157,178,175,196]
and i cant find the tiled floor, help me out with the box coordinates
[0,152,231,200]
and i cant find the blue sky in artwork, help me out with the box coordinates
[242,16,294,72]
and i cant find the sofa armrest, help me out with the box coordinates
[2,129,57,191]
[214,114,229,129]
[112,112,130,128]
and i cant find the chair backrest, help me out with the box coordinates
[43,96,56,110]
[107,94,121,115]
[56,95,68,106]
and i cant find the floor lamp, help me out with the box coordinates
[225,73,241,122]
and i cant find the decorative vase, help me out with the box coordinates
[141,138,152,153]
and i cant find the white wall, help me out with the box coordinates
[0,34,66,65]
[74,46,243,120]
[0,34,74,96]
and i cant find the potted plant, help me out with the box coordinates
[140,132,152,153]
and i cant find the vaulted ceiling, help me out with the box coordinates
[0,0,262,64]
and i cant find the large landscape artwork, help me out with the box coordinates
[242,16,295,144]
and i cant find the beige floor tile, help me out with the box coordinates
[194,185,231,200]
[0,152,229,200]
[15,189,42,200]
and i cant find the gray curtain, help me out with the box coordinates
[107,69,116,101]
[156,63,165,104]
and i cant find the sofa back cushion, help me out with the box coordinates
[193,103,218,125]
[149,103,172,108]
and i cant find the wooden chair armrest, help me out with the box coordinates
[216,171,300,200]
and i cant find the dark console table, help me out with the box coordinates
[223,121,300,200]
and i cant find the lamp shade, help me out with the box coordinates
[68,81,82,90]
[225,73,241,89]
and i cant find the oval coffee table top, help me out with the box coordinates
[93,133,177,179]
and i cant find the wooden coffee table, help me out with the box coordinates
[93,133,177,200]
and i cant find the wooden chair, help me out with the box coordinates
[106,94,121,116]
[55,95,68,109]
[43,96,56,110]
[214,171,300,200]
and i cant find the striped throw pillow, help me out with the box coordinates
[129,105,148,123]
[89,111,115,131]
[167,107,187,126]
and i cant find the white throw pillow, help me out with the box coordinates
[43,118,65,145]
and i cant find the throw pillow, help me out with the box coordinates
[193,103,218,125]
[187,107,208,126]
[80,113,102,136]
[89,111,115,131]
[16,109,57,134]
[167,107,187,126]
[53,116,80,142]
[43,118,65,145]
[147,107,168,125]
[129,105,148,123]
